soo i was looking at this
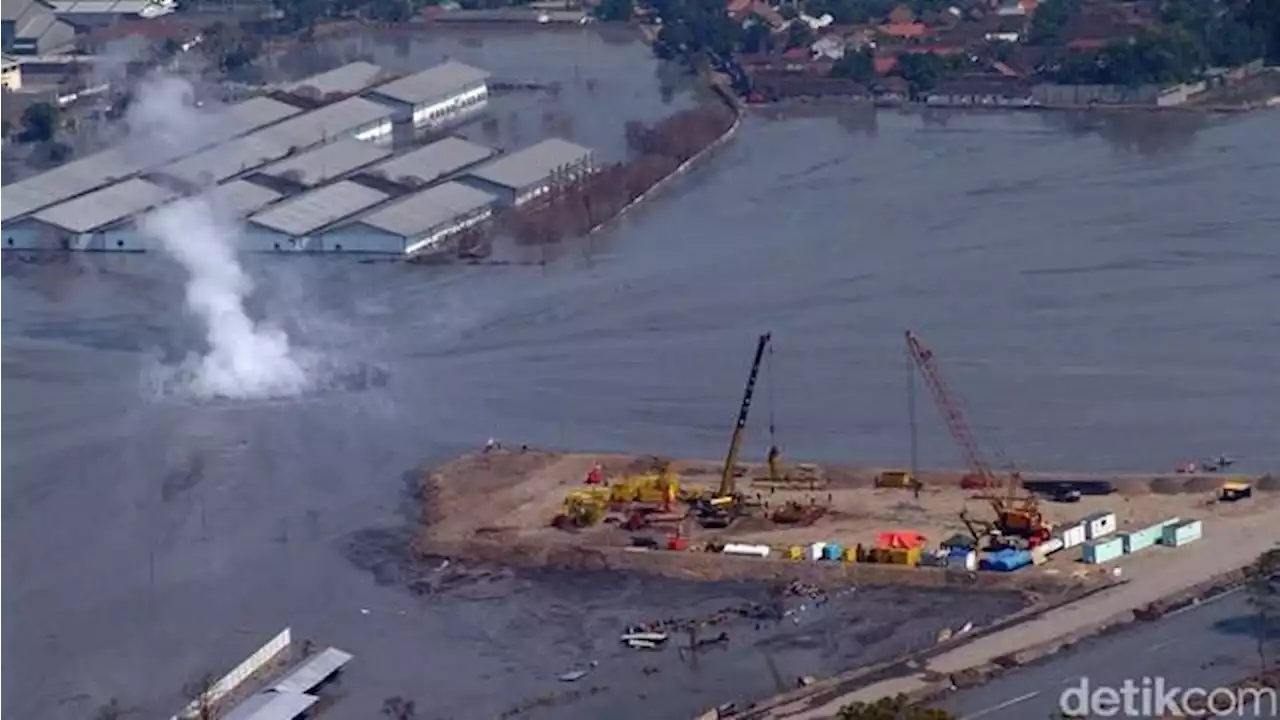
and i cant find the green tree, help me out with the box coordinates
[786,20,816,50]
[18,102,59,143]
[1028,0,1080,45]
[741,20,773,53]
[594,0,633,21]
[837,694,956,719]
[829,47,875,81]
[896,52,945,94]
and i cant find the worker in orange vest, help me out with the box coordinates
[585,463,603,485]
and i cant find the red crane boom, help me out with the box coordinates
[904,330,1000,490]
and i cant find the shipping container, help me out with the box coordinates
[807,542,827,562]
[788,545,804,561]
[823,543,844,561]
[948,549,978,571]
[1037,537,1065,555]
[1161,519,1203,547]
[723,543,771,558]
[1082,511,1117,540]
[1081,536,1125,564]
[1031,538,1063,565]
[1058,522,1087,549]
[841,547,857,563]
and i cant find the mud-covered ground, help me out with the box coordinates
[344,523,1027,720]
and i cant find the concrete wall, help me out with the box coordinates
[313,224,406,254]
[240,224,299,253]
[1156,80,1207,107]
[511,155,595,207]
[405,206,493,255]
[411,83,488,129]
[2,218,59,250]
[1032,83,1162,106]
[353,118,394,144]
[172,628,292,720]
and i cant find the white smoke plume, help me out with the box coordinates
[133,74,310,400]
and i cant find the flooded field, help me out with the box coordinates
[5,28,1280,720]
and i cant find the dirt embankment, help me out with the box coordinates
[414,449,1274,593]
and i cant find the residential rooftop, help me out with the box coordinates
[31,177,176,233]
[249,181,388,237]
[368,60,490,107]
[353,181,496,238]
[257,138,391,187]
[467,137,593,191]
[283,61,391,97]
[362,137,496,187]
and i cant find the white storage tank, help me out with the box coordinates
[1082,511,1117,540]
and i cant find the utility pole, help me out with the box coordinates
[907,341,918,480]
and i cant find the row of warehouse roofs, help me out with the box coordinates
[22,136,593,240]
[250,136,497,193]
[277,59,490,107]
[1,59,492,223]
[159,95,394,186]
[0,96,304,223]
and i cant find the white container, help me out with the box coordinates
[948,550,978,572]
[1059,523,1087,549]
[1083,512,1117,540]
[723,543,771,558]
[1037,537,1064,555]
[807,542,827,562]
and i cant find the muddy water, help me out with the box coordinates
[5,28,1280,720]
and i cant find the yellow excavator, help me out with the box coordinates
[693,332,772,528]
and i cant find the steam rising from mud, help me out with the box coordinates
[134,74,309,400]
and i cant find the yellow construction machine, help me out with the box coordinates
[552,488,610,529]
[611,463,680,508]
[691,333,772,528]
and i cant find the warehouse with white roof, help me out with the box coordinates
[358,136,496,189]
[1,95,301,226]
[367,60,490,130]
[4,177,175,251]
[466,137,594,207]
[320,181,497,256]
[157,97,394,187]
[254,138,392,188]
[244,181,389,252]
[282,61,392,100]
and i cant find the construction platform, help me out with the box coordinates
[414,449,1276,590]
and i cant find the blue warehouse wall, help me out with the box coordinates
[315,224,406,255]
[3,218,72,250]
[240,224,302,253]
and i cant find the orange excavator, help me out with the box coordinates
[904,330,1050,547]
